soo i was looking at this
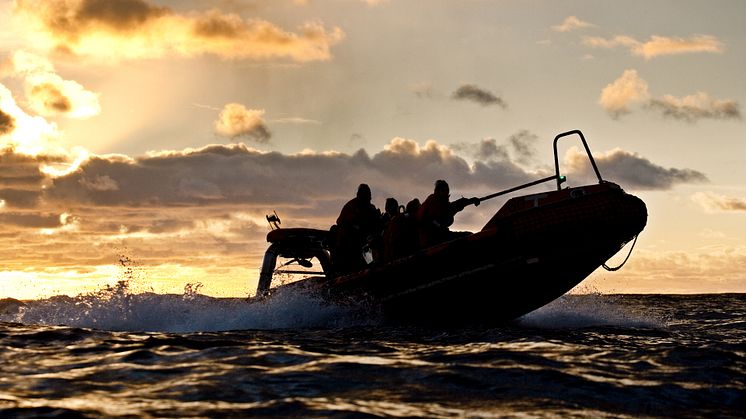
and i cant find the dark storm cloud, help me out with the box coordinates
[565,147,708,190]
[0,109,15,135]
[451,84,507,108]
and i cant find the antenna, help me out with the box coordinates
[266,211,281,230]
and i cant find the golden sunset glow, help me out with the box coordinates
[1,0,744,300]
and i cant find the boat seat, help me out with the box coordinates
[266,228,329,244]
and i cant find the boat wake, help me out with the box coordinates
[0,281,372,333]
[2,282,664,333]
[518,293,667,329]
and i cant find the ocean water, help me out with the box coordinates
[0,285,744,417]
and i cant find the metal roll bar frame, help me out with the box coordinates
[476,129,603,203]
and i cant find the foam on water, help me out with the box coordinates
[0,280,371,333]
[518,293,666,329]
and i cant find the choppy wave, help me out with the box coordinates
[1,294,744,417]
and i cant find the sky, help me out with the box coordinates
[0,0,744,299]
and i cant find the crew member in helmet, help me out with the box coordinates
[416,180,479,248]
[383,198,421,262]
[331,184,381,273]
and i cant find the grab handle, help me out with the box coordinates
[553,130,603,190]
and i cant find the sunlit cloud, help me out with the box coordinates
[271,117,322,125]
[0,82,61,155]
[552,16,595,32]
[583,34,723,59]
[648,92,741,122]
[451,84,507,108]
[699,228,726,239]
[0,108,15,135]
[692,192,746,213]
[14,0,345,63]
[410,82,435,99]
[363,0,389,6]
[0,136,714,298]
[214,103,271,143]
[564,146,708,190]
[0,81,90,177]
[11,50,101,119]
[599,69,650,118]
[599,70,741,122]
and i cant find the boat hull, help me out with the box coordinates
[312,183,647,325]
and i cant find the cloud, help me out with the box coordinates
[583,245,746,294]
[0,138,714,296]
[271,117,321,125]
[0,83,62,155]
[79,174,119,191]
[692,192,746,213]
[452,130,538,166]
[0,147,58,208]
[14,0,345,62]
[583,34,723,59]
[508,130,538,165]
[214,103,271,143]
[599,70,741,122]
[0,109,15,135]
[564,146,708,190]
[451,138,507,161]
[476,139,508,161]
[0,212,63,229]
[11,51,101,119]
[410,82,435,99]
[599,69,650,118]
[552,16,595,32]
[648,92,741,122]
[38,138,542,211]
[451,84,507,108]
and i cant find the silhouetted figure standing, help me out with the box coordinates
[417,180,478,248]
[332,184,381,274]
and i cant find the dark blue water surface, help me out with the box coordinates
[1,290,744,417]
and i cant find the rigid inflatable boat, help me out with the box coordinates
[254,130,647,324]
